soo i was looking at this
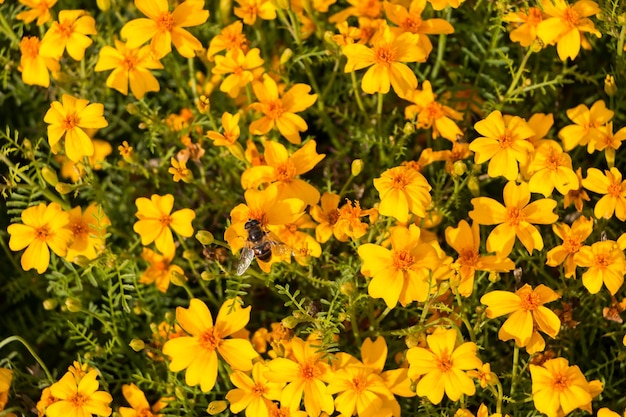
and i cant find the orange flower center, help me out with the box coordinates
[401,16,422,33]
[563,236,582,254]
[545,147,565,171]
[299,361,320,381]
[156,12,175,32]
[247,211,268,228]
[390,171,410,190]
[551,371,571,392]
[459,248,479,268]
[20,36,41,59]
[57,20,74,38]
[70,221,88,237]
[373,43,397,66]
[392,249,414,271]
[122,50,139,71]
[436,351,453,373]
[505,207,524,226]
[198,327,221,351]
[70,392,87,407]
[562,8,580,28]
[35,225,51,241]
[265,100,284,120]
[276,161,296,182]
[607,181,622,197]
[350,375,368,393]
[62,112,80,130]
[223,31,248,50]
[160,214,172,228]
[498,130,515,148]
[519,290,540,311]
[251,382,269,397]
[137,409,155,417]
[423,102,445,121]
[592,253,609,270]
[527,7,543,25]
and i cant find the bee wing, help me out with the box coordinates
[271,241,291,257]
[236,247,256,276]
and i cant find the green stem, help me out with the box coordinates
[510,343,520,396]
[504,47,533,100]
[430,9,451,80]
[0,11,19,45]
[0,336,54,383]
[350,71,366,116]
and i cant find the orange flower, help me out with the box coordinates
[546,215,593,278]
[17,0,58,25]
[234,0,277,25]
[206,21,249,59]
[404,80,463,141]
[504,6,544,47]
[19,36,59,87]
[373,164,432,223]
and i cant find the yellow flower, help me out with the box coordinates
[121,0,209,59]
[0,368,12,412]
[504,6,544,47]
[46,370,112,417]
[212,48,264,98]
[575,240,625,295]
[558,100,613,151]
[94,40,163,99]
[373,164,432,223]
[273,214,322,267]
[206,112,245,159]
[43,94,108,162]
[536,0,601,61]
[598,409,623,417]
[445,220,515,297]
[329,0,383,23]
[358,224,441,308]
[241,140,325,206]
[225,362,284,417]
[564,167,590,212]
[234,0,277,25]
[334,199,378,241]
[168,157,193,183]
[582,167,626,221]
[162,298,258,392]
[527,140,579,197]
[65,203,110,263]
[39,10,96,61]
[481,284,561,348]
[404,80,463,141]
[467,363,498,389]
[587,122,626,168]
[265,336,334,417]
[529,357,593,417]
[469,110,535,180]
[342,23,426,97]
[119,383,167,417]
[206,21,249,59]
[469,181,558,257]
[7,202,73,274]
[406,328,482,404]
[17,0,58,25]
[19,36,59,87]
[58,139,112,182]
[546,215,593,278]
[133,194,196,257]
[140,248,185,293]
[248,75,318,145]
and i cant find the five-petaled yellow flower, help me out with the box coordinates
[39,10,97,61]
[17,0,58,25]
[582,167,626,221]
[373,164,432,223]
[162,298,258,392]
[225,362,283,417]
[46,370,112,417]
[546,215,593,278]
[43,94,109,162]
[575,240,625,295]
[8,202,73,274]
[19,36,59,87]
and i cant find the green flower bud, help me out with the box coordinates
[129,339,145,352]
[65,297,82,312]
[196,230,214,245]
[41,166,58,186]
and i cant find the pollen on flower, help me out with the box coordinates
[276,162,296,182]
[252,383,268,397]
[160,214,172,227]
[563,237,582,253]
[459,248,479,268]
[563,8,580,28]
[607,182,621,197]
[391,171,410,189]
[62,113,79,130]
[156,12,175,32]
[35,226,51,240]
[70,393,87,406]
[499,131,514,148]
[21,37,40,58]
[266,100,284,119]
[436,352,453,372]
[519,290,541,311]
[350,375,367,393]
[374,44,397,65]
[551,372,570,392]
[527,7,543,24]
[57,20,73,38]
[199,327,221,350]
[392,250,414,270]
[299,362,318,380]
[401,17,422,33]
[505,207,523,225]
[593,253,609,269]
[70,221,88,237]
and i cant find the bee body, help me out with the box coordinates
[237,219,281,275]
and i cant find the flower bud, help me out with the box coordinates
[468,175,480,197]
[281,316,299,329]
[196,95,210,114]
[41,166,58,186]
[339,281,355,296]
[129,339,145,352]
[351,159,363,177]
[453,160,467,176]
[65,297,82,312]
[96,0,110,11]
[55,182,73,194]
[170,270,187,287]
[43,298,58,310]
[207,401,228,415]
[604,74,617,97]
[201,271,215,281]
[196,230,214,245]
[280,48,293,65]
[126,103,139,115]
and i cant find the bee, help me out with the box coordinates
[236,219,285,275]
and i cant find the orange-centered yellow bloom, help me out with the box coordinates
[406,328,482,405]
[248,75,318,145]
[212,48,264,98]
[121,0,209,59]
[373,164,432,223]
[529,358,593,417]
[481,284,561,348]
[234,0,277,25]
[587,122,626,169]
[140,247,185,293]
[225,362,283,417]
[470,110,535,181]
[575,240,625,295]
[46,370,112,417]
[19,36,59,87]
[546,215,593,278]
[95,40,163,99]
[162,298,258,392]
[342,23,426,97]
[39,10,97,61]
[119,383,167,417]
[469,181,558,257]
[206,20,249,59]
[504,6,544,47]
[582,167,626,221]
[133,194,196,257]
[7,202,73,274]
[17,0,58,25]
[43,94,109,162]
[558,100,613,151]
[65,203,110,263]
[527,140,579,197]
[536,0,601,61]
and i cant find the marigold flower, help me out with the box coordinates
[342,23,425,97]
[327,365,396,417]
[587,122,626,168]
[469,181,558,257]
[17,0,58,25]
[265,336,334,417]
[234,0,277,25]
[212,48,264,98]
[57,139,112,182]
[19,36,59,87]
[536,0,601,61]
[358,224,441,308]
[445,220,515,297]
[546,215,593,278]
[119,383,167,417]
[527,140,579,197]
[529,357,593,417]
[207,21,249,59]
[168,157,193,183]
[558,100,613,151]
[133,194,196,257]
[429,0,464,10]
[162,298,258,392]
[564,167,590,212]
[406,328,482,404]
[481,283,561,348]
[582,167,626,221]
[329,0,383,23]
[39,10,96,61]
[46,370,112,417]
[225,362,283,417]
[273,214,322,266]
[43,94,108,162]
[373,164,432,223]
[575,240,625,295]
[7,202,73,274]
[94,40,163,99]
[241,140,325,206]
[333,21,361,46]
[248,75,318,145]
[0,368,12,412]
[404,80,463,141]
[140,248,185,293]
[65,203,110,263]
[504,6,544,47]
[469,110,535,180]
[121,0,209,59]
[466,363,498,389]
